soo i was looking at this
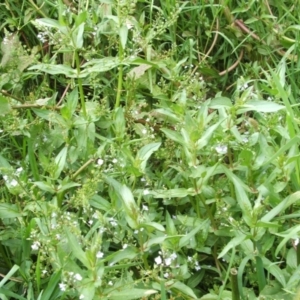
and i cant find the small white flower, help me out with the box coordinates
[31,241,40,251]
[294,238,299,246]
[170,253,177,260]
[96,251,104,258]
[142,129,147,135]
[42,270,47,274]
[155,256,162,265]
[108,281,113,286]
[88,219,93,225]
[74,273,82,281]
[195,264,201,271]
[79,295,85,299]
[164,272,169,278]
[215,144,227,155]
[123,244,128,249]
[109,218,118,227]
[112,158,118,164]
[51,212,57,218]
[97,158,104,166]
[59,283,67,291]
[16,167,23,175]
[142,205,148,211]
[143,189,149,195]
[10,179,18,187]
[56,234,61,240]
[165,257,172,266]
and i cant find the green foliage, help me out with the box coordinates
[1,0,300,299]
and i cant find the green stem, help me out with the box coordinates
[75,50,87,117]
[297,244,300,266]
[231,268,240,300]
[115,3,124,108]
[199,193,217,230]
[115,66,123,108]
[218,247,236,300]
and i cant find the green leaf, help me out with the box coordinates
[73,22,85,49]
[141,222,165,232]
[104,246,138,266]
[0,203,22,218]
[179,219,210,248]
[54,146,68,179]
[127,64,152,79]
[166,211,177,235]
[33,18,66,30]
[65,230,90,268]
[119,25,128,49]
[136,142,161,172]
[237,100,285,113]
[28,64,78,77]
[196,119,224,150]
[81,57,121,74]
[274,224,300,257]
[34,181,56,194]
[222,166,253,226]
[151,188,190,198]
[114,107,125,139]
[261,191,300,222]
[40,270,62,300]
[199,291,232,300]
[262,136,300,166]
[161,128,184,144]
[209,97,232,108]
[119,185,140,229]
[0,288,27,300]
[218,234,247,259]
[262,257,286,287]
[108,288,157,300]
[66,88,78,116]
[171,281,197,299]
[57,181,81,193]
[89,195,111,211]
[256,256,267,292]
[0,265,19,288]
[0,96,11,115]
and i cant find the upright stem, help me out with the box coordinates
[75,50,87,117]
[231,268,240,300]
[115,2,124,108]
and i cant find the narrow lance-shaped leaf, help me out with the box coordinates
[0,96,11,115]
[261,191,300,222]
[218,234,247,259]
[222,166,253,226]
[196,119,224,150]
[54,146,68,179]
[65,230,90,268]
[136,142,161,172]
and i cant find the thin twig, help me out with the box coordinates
[218,50,244,76]
[1,90,24,103]
[56,83,71,107]
[0,273,23,283]
[12,104,61,110]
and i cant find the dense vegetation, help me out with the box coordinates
[1,0,300,299]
